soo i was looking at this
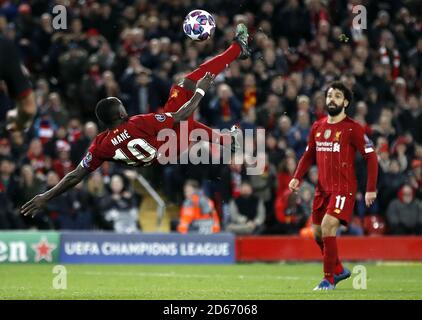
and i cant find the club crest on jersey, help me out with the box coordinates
[324,129,331,139]
[171,90,179,98]
[334,131,342,141]
[155,114,166,122]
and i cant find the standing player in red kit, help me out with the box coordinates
[289,81,378,290]
[20,24,250,217]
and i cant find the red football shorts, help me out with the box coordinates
[312,192,356,226]
[163,85,193,113]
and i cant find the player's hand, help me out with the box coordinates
[288,178,300,192]
[196,72,215,92]
[21,194,48,218]
[365,191,377,207]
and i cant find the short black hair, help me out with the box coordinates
[95,97,122,126]
[325,81,353,104]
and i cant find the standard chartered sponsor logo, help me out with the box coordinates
[316,141,341,152]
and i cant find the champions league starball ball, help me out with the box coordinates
[183,9,216,41]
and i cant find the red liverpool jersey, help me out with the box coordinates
[80,113,175,171]
[293,116,378,193]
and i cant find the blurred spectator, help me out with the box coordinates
[86,171,107,229]
[18,164,44,208]
[276,156,297,199]
[0,156,24,229]
[8,131,26,161]
[386,184,422,235]
[23,138,50,175]
[98,70,120,100]
[1,156,19,205]
[58,181,93,230]
[265,133,285,167]
[274,0,311,47]
[409,160,422,199]
[378,158,408,212]
[398,94,422,144]
[298,182,314,217]
[287,109,311,158]
[43,125,69,159]
[176,180,221,234]
[39,171,65,229]
[248,152,277,225]
[226,181,265,234]
[99,174,142,233]
[120,63,169,115]
[371,109,398,145]
[46,92,69,128]
[271,189,307,234]
[242,73,258,112]
[256,93,284,130]
[33,110,57,144]
[272,115,292,140]
[0,137,11,157]
[208,83,242,127]
[79,56,102,118]
[70,121,98,166]
[408,36,422,77]
[67,118,83,144]
[52,141,75,179]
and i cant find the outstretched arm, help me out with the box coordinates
[21,164,91,217]
[171,72,215,123]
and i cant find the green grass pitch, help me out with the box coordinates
[1,263,421,300]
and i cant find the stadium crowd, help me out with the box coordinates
[1,0,422,235]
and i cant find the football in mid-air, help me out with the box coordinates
[183,9,216,41]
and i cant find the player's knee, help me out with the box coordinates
[321,218,338,236]
[320,224,329,236]
[321,226,335,237]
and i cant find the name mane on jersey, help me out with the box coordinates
[111,129,131,146]
[316,141,340,152]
